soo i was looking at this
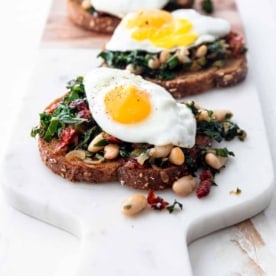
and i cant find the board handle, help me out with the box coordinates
[57,219,194,276]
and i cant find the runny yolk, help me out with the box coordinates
[126,9,198,49]
[104,85,152,124]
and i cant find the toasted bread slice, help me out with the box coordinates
[147,56,247,98]
[38,137,121,183]
[33,75,246,191]
[38,134,211,189]
[66,0,120,33]
[66,0,194,33]
[118,135,212,190]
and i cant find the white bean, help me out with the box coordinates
[196,109,211,121]
[172,175,197,196]
[176,47,190,63]
[169,147,185,165]
[104,144,119,160]
[126,64,143,75]
[88,132,105,153]
[196,45,208,58]
[159,51,170,64]
[148,57,160,69]
[205,152,228,170]
[81,0,92,10]
[213,109,233,122]
[121,194,148,216]
[149,144,173,158]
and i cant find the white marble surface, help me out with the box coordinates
[1,0,276,275]
[2,48,274,276]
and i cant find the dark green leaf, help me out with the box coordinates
[44,117,60,142]
[93,139,108,147]
[167,200,183,213]
[166,55,180,70]
[214,148,235,157]
[201,0,214,13]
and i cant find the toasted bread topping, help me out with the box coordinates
[31,71,246,197]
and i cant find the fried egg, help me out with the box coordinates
[105,9,231,53]
[84,68,196,147]
[92,0,169,18]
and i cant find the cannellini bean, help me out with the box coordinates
[169,147,185,165]
[88,132,105,153]
[196,109,211,121]
[176,47,190,63]
[126,64,143,75]
[104,144,119,160]
[205,152,228,170]
[149,144,173,158]
[65,150,86,161]
[137,152,150,165]
[159,51,171,64]
[81,0,92,9]
[212,109,233,122]
[195,45,208,58]
[148,57,160,69]
[121,194,148,216]
[172,175,197,196]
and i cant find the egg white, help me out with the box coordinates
[92,0,169,18]
[84,68,196,147]
[105,9,231,53]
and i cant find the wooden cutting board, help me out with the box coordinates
[41,0,244,48]
[2,0,275,275]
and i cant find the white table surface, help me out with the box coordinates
[0,0,276,275]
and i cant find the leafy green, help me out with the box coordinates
[93,139,108,147]
[87,6,97,15]
[185,101,200,116]
[197,119,246,143]
[98,36,239,81]
[166,55,179,70]
[167,200,183,213]
[201,0,214,13]
[43,117,60,141]
[31,76,92,144]
[165,0,194,11]
[214,147,234,157]
[64,77,85,103]
[76,126,101,150]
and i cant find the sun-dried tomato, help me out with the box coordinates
[123,158,144,169]
[56,127,77,151]
[69,99,88,111]
[200,169,213,181]
[196,169,214,198]
[147,190,169,210]
[226,31,246,57]
[78,109,91,119]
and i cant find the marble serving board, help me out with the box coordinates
[1,49,274,276]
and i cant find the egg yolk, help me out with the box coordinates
[126,10,198,49]
[104,85,152,124]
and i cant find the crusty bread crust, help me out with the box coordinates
[146,56,247,98]
[118,165,189,190]
[66,0,120,33]
[38,138,121,183]
[38,133,211,189]
[66,0,193,34]
[118,135,211,190]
